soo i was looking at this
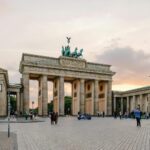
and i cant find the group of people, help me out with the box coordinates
[49,112,58,125]
[114,108,142,127]
[77,112,91,120]
[24,111,37,120]
[97,111,105,118]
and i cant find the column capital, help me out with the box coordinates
[80,79,85,82]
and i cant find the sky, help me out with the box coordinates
[0,0,150,106]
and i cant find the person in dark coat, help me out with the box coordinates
[134,108,141,127]
[102,111,105,118]
[50,112,55,125]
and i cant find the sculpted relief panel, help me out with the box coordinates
[59,57,86,69]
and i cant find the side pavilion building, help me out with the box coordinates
[113,86,150,114]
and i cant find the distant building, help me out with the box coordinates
[0,53,115,116]
[0,68,22,116]
[112,86,150,114]
[0,54,150,117]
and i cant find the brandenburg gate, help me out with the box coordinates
[19,39,115,116]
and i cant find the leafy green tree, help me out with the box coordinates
[10,95,16,112]
[48,100,53,113]
[65,96,72,115]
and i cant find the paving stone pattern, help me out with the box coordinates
[0,132,17,150]
[0,117,150,150]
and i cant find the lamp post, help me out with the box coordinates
[7,92,10,138]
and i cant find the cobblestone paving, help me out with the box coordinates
[0,117,150,150]
[0,132,17,150]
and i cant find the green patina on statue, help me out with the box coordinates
[61,37,83,58]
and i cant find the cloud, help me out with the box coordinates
[0,0,12,15]
[96,46,150,86]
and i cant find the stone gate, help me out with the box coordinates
[19,53,115,116]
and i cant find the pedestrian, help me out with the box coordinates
[25,111,28,120]
[102,111,105,118]
[124,112,127,119]
[134,108,141,127]
[50,112,55,125]
[119,111,122,119]
[114,111,117,119]
[146,112,149,119]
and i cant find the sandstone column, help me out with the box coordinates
[22,73,29,113]
[38,78,42,116]
[59,76,64,115]
[148,94,150,112]
[106,81,112,115]
[20,78,23,114]
[20,91,23,114]
[126,97,129,112]
[80,79,85,114]
[132,95,135,110]
[140,95,143,111]
[91,81,94,115]
[121,97,123,113]
[42,75,48,116]
[114,96,116,112]
[72,80,80,115]
[146,94,149,112]
[104,82,108,115]
[94,80,99,115]
[16,92,20,114]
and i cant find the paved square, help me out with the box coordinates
[0,117,150,150]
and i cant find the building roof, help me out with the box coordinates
[113,86,150,96]
[0,67,9,85]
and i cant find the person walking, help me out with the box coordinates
[119,111,122,119]
[134,108,141,127]
[50,112,55,125]
[146,112,149,119]
[102,111,105,118]
[114,111,117,119]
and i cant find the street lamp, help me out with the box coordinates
[7,92,10,138]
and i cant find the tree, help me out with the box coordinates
[10,95,16,112]
[65,96,72,115]
[48,100,53,113]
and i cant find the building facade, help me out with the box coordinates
[113,86,150,114]
[0,68,9,116]
[19,53,115,116]
[0,53,115,116]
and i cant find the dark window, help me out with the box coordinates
[100,85,103,91]
[74,92,77,97]
[0,84,2,92]
[39,90,41,96]
[54,82,57,88]
[99,93,105,98]
[86,93,92,98]
[54,91,57,97]
[87,84,90,91]
[74,83,76,89]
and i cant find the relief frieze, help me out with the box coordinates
[59,57,86,69]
